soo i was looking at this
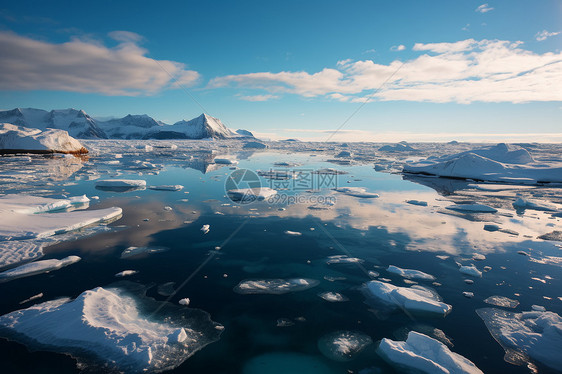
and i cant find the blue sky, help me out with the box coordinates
[0,0,561,141]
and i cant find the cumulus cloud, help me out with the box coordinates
[0,31,199,95]
[535,30,561,41]
[390,44,406,52]
[209,39,562,104]
[475,4,493,13]
[237,94,279,101]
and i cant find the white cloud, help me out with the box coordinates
[209,39,562,104]
[0,31,200,95]
[536,30,561,41]
[475,4,494,13]
[237,94,279,102]
[390,44,406,52]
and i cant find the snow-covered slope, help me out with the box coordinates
[98,114,165,139]
[0,108,106,139]
[0,123,88,154]
[145,113,235,140]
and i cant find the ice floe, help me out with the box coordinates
[477,307,562,370]
[318,291,348,302]
[95,179,147,191]
[483,295,519,308]
[406,199,428,206]
[227,187,277,202]
[234,278,319,295]
[148,185,184,191]
[0,283,223,373]
[201,224,210,234]
[115,270,138,277]
[364,280,452,316]
[284,230,302,236]
[459,265,482,278]
[317,331,372,362]
[0,255,80,283]
[377,331,483,374]
[387,265,436,281]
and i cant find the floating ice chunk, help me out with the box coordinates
[148,185,184,191]
[368,270,379,278]
[513,198,556,211]
[326,255,364,265]
[214,158,238,165]
[227,187,277,202]
[334,187,379,198]
[483,224,500,232]
[318,331,373,362]
[377,331,483,374]
[0,194,79,214]
[120,246,168,259]
[115,270,138,278]
[234,278,319,295]
[0,255,80,283]
[387,265,436,281]
[0,123,88,155]
[19,293,43,305]
[284,230,302,236]
[484,296,519,308]
[472,253,486,261]
[538,230,562,241]
[462,292,474,298]
[0,283,223,373]
[406,200,428,206]
[179,298,190,306]
[276,318,294,327]
[95,179,146,191]
[446,204,497,213]
[201,224,210,234]
[459,265,482,278]
[318,292,348,302]
[364,281,452,316]
[477,308,562,370]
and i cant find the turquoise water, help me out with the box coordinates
[0,151,560,373]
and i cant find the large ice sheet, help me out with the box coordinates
[364,280,452,316]
[377,331,483,374]
[0,283,223,373]
[477,308,562,370]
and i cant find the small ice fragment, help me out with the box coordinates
[326,255,364,265]
[115,270,138,277]
[459,265,482,278]
[178,298,190,306]
[463,292,474,298]
[387,265,436,281]
[484,296,519,308]
[164,206,173,211]
[149,185,184,191]
[318,331,373,362]
[531,305,546,312]
[472,253,486,261]
[318,292,349,302]
[276,318,294,327]
[406,200,428,207]
[368,271,379,278]
[19,293,44,305]
[465,279,474,285]
[201,225,210,234]
[284,230,302,236]
[484,224,500,232]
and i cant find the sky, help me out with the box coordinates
[0,0,561,142]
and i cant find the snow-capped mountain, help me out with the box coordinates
[145,113,235,140]
[0,108,106,139]
[98,114,165,139]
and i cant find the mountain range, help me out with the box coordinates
[0,108,254,140]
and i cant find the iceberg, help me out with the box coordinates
[0,283,223,373]
[234,278,319,295]
[0,123,88,155]
[387,265,436,281]
[377,331,483,374]
[364,280,452,316]
[477,308,562,371]
[0,255,80,283]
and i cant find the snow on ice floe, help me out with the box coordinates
[0,282,223,373]
[95,179,147,191]
[364,280,452,316]
[377,331,483,374]
[318,291,348,302]
[484,295,519,308]
[403,143,562,184]
[387,265,436,281]
[0,123,88,155]
[334,187,379,198]
[445,204,497,213]
[234,278,319,295]
[477,308,562,371]
[317,331,372,362]
[459,265,482,278]
[148,185,184,191]
[0,194,88,214]
[227,187,277,202]
[0,255,80,283]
